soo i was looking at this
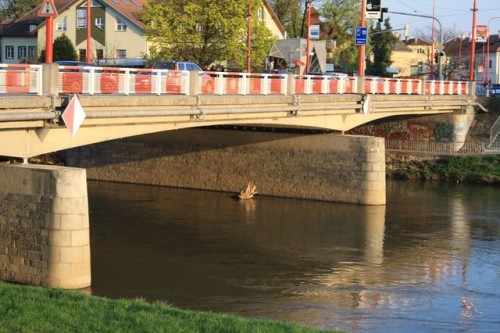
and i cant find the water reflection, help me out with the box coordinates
[88,180,500,332]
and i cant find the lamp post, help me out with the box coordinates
[486,17,500,84]
[388,10,444,79]
[469,0,478,81]
[306,0,312,74]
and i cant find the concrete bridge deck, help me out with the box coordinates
[0,93,476,159]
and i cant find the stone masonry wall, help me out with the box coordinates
[64,129,386,205]
[0,164,91,289]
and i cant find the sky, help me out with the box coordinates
[380,0,500,37]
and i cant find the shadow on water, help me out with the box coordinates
[88,180,500,332]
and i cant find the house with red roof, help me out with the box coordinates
[0,0,285,64]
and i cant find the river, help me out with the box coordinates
[87,180,500,332]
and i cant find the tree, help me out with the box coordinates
[39,34,78,63]
[0,0,39,22]
[321,0,361,71]
[140,0,274,71]
[267,0,302,38]
[366,19,398,77]
[53,33,78,61]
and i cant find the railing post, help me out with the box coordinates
[357,76,365,94]
[186,71,197,96]
[42,64,59,96]
[287,74,295,95]
[419,79,425,95]
[468,81,476,96]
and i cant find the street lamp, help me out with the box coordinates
[387,10,444,80]
[486,17,500,84]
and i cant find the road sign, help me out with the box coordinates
[38,0,57,17]
[366,0,381,19]
[355,27,368,45]
[62,95,86,136]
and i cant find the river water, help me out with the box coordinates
[87,180,500,332]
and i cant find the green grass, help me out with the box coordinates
[0,281,335,333]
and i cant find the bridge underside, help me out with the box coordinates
[0,94,474,158]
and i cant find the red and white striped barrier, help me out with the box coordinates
[0,64,42,95]
[51,65,471,97]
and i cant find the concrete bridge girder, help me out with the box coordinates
[0,94,475,159]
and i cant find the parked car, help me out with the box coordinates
[152,60,203,71]
[136,60,213,94]
[55,61,119,94]
[489,84,500,97]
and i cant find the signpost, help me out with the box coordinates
[355,27,368,46]
[37,0,57,64]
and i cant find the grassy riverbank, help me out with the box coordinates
[0,281,334,333]
[386,154,500,184]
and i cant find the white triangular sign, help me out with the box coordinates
[62,95,86,137]
[363,94,373,117]
[38,0,58,17]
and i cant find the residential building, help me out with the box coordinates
[390,38,432,78]
[0,0,285,64]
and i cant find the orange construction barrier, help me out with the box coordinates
[100,68,119,94]
[249,77,261,94]
[6,66,30,94]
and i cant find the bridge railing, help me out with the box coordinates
[0,64,43,95]
[0,63,472,97]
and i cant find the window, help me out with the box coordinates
[116,18,127,31]
[258,6,264,21]
[116,49,127,59]
[18,46,27,59]
[96,49,103,60]
[195,23,204,32]
[77,9,87,29]
[79,49,87,61]
[57,16,67,31]
[6,46,14,59]
[29,24,37,31]
[28,46,36,58]
[95,17,104,29]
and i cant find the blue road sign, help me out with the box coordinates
[355,27,368,45]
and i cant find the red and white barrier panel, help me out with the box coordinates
[0,64,42,95]
[201,72,287,95]
[423,80,468,95]
[59,66,190,95]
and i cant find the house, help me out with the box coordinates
[390,38,432,78]
[445,35,500,84]
[0,0,286,64]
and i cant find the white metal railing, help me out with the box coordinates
[0,63,473,97]
[385,139,486,154]
[0,64,43,95]
[488,116,500,148]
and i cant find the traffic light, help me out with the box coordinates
[378,7,388,22]
[434,52,439,64]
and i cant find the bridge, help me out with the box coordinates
[0,63,477,159]
[0,63,481,291]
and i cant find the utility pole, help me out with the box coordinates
[247,0,252,72]
[469,0,478,81]
[358,0,367,76]
[306,0,312,73]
